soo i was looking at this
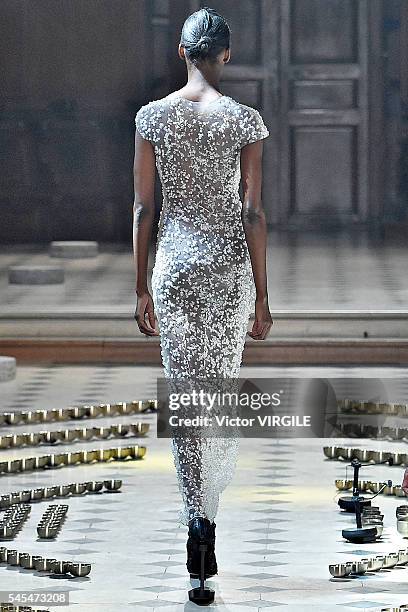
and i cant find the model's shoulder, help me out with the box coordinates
[235,102,269,146]
[135,97,166,127]
[135,99,166,142]
[219,99,264,126]
[233,100,263,119]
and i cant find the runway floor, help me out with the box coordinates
[1,364,408,611]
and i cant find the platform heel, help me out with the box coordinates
[187,517,216,605]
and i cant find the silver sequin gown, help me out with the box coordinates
[135,94,269,525]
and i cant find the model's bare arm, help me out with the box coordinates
[240,140,273,340]
[133,130,159,336]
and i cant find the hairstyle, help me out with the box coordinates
[180,6,230,65]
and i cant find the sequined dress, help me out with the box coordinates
[135,94,269,525]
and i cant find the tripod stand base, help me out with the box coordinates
[342,527,378,543]
[188,587,215,605]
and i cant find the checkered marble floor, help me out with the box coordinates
[0,233,407,312]
[1,365,408,611]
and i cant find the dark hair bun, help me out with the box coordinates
[180,7,230,64]
[197,35,211,53]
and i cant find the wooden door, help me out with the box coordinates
[280,0,383,230]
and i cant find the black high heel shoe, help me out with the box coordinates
[187,517,218,578]
[187,517,217,605]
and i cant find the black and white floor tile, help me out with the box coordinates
[1,365,408,611]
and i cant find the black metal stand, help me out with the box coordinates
[338,458,372,512]
[340,459,388,544]
[342,495,378,543]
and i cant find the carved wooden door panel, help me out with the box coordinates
[280,0,375,229]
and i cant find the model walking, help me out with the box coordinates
[133,6,273,601]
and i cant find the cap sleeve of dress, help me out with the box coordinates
[240,106,269,148]
[135,102,155,143]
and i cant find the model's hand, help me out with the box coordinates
[247,296,273,340]
[134,291,159,336]
[402,467,408,495]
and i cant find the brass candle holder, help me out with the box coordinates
[0,400,157,428]
[0,422,149,450]
[0,480,122,510]
[329,548,408,578]
[0,445,146,477]
[0,545,91,578]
